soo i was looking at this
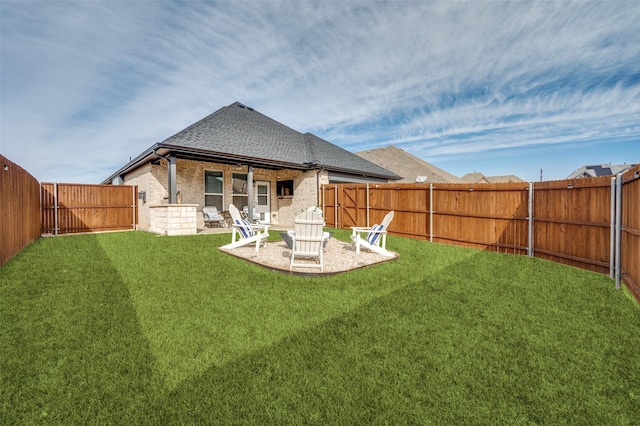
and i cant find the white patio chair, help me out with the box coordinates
[350,211,395,257]
[289,210,326,271]
[203,206,227,228]
[242,206,262,221]
[221,204,269,252]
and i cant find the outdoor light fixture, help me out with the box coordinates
[567,184,574,189]
[3,165,8,171]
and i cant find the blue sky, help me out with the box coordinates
[1,1,639,183]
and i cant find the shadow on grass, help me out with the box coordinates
[92,231,454,395]
[3,231,639,424]
[0,235,161,424]
[152,240,640,425]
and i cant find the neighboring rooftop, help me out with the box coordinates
[460,172,525,184]
[354,146,462,183]
[566,164,635,179]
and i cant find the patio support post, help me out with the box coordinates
[527,182,534,257]
[247,165,255,223]
[316,168,324,208]
[610,176,616,279]
[168,154,177,204]
[615,173,623,290]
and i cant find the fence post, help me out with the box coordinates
[54,182,59,236]
[527,182,534,257]
[334,184,338,228]
[39,183,43,236]
[366,183,370,228]
[615,173,623,290]
[429,183,433,242]
[610,176,616,279]
[132,185,136,230]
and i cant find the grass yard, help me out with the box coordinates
[1,230,639,425]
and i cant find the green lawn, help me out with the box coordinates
[1,230,639,425]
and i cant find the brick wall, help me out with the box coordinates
[124,163,166,230]
[125,159,327,230]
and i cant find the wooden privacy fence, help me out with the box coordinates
[533,177,614,273]
[620,166,640,299]
[323,181,530,253]
[41,183,138,235]
[1,155,41,267]
[322,164,640,302]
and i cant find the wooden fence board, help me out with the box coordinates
[621,165,640,302]
[41,183,138,235]
[533,176,613,274]
[323,174,636,287]
[0,155,41,266]
[431,183,529,254]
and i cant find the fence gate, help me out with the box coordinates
[41,183,138,235]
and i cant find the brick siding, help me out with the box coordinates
[125,159,328,230]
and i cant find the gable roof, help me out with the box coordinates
[103,102,400,183]
[484,175,526,183]
[460,172,487,183]
[461,172,525,183]
[566,163,635,179]
[355,146,462,183]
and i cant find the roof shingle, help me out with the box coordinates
[160,102,399,179]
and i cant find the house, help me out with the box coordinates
[566,164,635,179]
[354,146,462,183]
[460,172,525,183]
[103,102,400,233]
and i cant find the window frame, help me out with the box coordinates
[277,180,294,197]
[232,172,249,209]
[204,169,224,210]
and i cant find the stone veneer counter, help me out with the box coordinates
[149,204,198,236]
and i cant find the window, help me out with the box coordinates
[204,170,223,210]
[277,180,294,197]
[232,173,248,209]
[257,184,268,206]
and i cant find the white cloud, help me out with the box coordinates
[1,1,638,183]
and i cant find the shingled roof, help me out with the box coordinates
[566,163,635,179]
[104,102,400,183]
[355,145,462,183]
[460,172,525,183]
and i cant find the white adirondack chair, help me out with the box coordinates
[221,204,269,252]
[289,210,326,271]
[350,211,395,257]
